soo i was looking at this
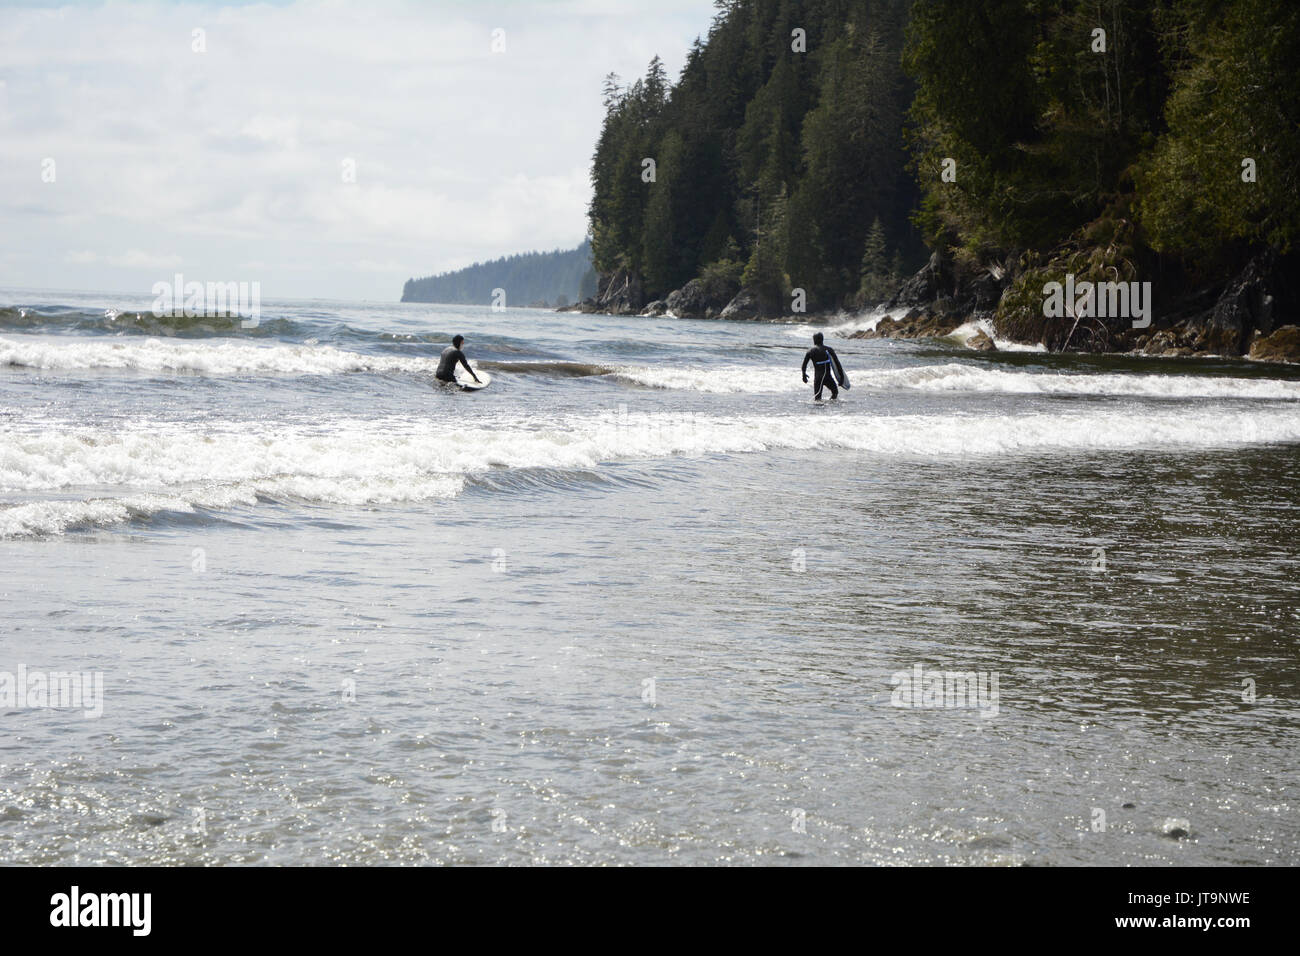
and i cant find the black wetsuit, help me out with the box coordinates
[802,345,840,399]
[435,346,475,383]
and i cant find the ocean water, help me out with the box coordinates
[2,290,1298,865]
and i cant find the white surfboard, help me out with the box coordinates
[455,368,492,391]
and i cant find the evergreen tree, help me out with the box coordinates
[1138,0,1300,262]
[857,217,893,304]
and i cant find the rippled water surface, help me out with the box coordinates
[2,290,1297,864]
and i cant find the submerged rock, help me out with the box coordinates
[967,329,997,351]
[1161,818,1191,840]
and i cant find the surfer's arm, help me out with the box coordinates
[458,353,481,382]
[800,351,811,381]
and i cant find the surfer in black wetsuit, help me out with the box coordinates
[801,332,848,400]
[435,334,481,385]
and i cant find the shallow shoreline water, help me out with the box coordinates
[2,289,1297,865]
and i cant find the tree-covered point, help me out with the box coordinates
[588,0,1298,315]
[402,239,596,307]
[589,0,920,311]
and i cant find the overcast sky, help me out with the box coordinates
[0,0,714,301]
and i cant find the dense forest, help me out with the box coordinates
[585,0,1299,355]
[589,0,918,313]
[402,240,597,308]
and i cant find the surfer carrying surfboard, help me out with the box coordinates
[435,335,482,386]
[801,332,849,400]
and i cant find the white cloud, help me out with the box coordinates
[0,0,713,299]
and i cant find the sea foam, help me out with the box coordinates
[3,405,1298,536]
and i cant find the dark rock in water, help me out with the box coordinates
[1121,802,1136,809]
[848,308,965,341]
[1212,251,1280,337]
[884,251,1013,340]
[968,329,997,351]
[1249,325,1300,362]
[1161,818,1191,840]
[847,315,895,339]
[1175,250,1299,355]
[641,299,668,317]
[595,270,644,315]
[663,280,699,317]
[1140,326,1199,356]
[560,297,597,313]
[719,287,767,320]
[665,278,736,319]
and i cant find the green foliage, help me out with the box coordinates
[1137,0,1300,260]
[587,0,1296,316]
[788,22,913,302]
[741,184,790,304]
[698,236,746,298]
[588,0,919,305]
[857,217,899,304]
[905,0,1168,253]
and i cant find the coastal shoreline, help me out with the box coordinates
[560,247,1300,365]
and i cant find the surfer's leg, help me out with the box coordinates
[826,375,838,399]
[813,367,826,400]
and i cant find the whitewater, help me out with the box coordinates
[3,289,1298,866]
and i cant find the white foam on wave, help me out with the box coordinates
[614,361,1300,400]
[942,317,1047,353]
[0,335,437,376]
[785,309,1048,352]
[870,363,1300,400]
[3,405,1298,537]
[613,364,803,393]
[785,306,891,339]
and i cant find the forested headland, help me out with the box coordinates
[402,240,598,309]
[578,0,1300,360]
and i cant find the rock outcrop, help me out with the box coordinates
[661,277,742,319]
[719,288,770,320]
[570,248,1298,363]
[1249,325,1300,363]
[591,270,644,315]
[1182,251,1284,354]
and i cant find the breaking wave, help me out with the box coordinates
[4,405,1298,537]
[0,335,438,376]
[614,361,1300,400]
